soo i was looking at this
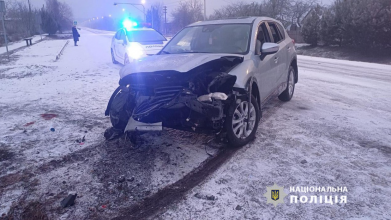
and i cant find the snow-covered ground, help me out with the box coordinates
[0,28,390,219]
[0,29,215,219]
[0,35,44,55]
[160,56,391,220]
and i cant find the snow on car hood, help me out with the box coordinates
[119,53,242,79]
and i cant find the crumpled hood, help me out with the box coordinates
[119,53,242,79]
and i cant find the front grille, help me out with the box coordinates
[133,86,183,117]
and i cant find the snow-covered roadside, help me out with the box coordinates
[0,29,216,219]
[160,57,391,219]
[0,31,120,215]
[0,35,44,55]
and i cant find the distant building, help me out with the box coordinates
[286,8,314,43]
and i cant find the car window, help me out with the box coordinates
[255,23,271,54]
[268,23,282,43]
[126,30,166,42]
[276,23,286,39]
[162,24,251,55]
[119,30,127,41]
[115,31,121,40]
[257,23,271,44]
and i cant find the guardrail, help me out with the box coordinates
[55,40,69,61]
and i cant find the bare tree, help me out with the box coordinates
[3,0,39,41]
[290,0,316,27]
[45,0,73,33]
[171,0,203,31]
[210,0,316,27]
[147,2,164,32]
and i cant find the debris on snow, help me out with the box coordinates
[60,193,77,208]
[40,113,58,120]
[118,175,126,183]
[24,122,35,126]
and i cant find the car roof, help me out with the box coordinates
[187,17,277,26]
[122,28,156,31]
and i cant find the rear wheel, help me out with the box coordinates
[278,66,295,102]
[111,49,118,64]
[225,95,260,148]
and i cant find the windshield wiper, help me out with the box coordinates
[161,51,170,54]
[178,51,211,54]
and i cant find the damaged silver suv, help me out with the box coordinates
[105,17,298,147]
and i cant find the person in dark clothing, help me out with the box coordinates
[72,26,80,46]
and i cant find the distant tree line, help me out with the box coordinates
[170,0,204,32]
[0,0,73,45]
[209,0,315,27]
[169,0,315,31]
[302,0,391,49]
[169,0,391,49]
[84,3,165,34]
[0,0,39,44]
[40,0,73,35]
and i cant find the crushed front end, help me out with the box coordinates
[104,56,246,141]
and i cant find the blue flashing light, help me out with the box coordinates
[123,19,138,30]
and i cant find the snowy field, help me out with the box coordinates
[0,28,390,219]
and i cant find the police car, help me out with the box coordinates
[111,20,168,65]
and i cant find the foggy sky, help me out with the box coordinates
[29,0,333,22]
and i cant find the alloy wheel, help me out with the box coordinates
[232,101,257,139]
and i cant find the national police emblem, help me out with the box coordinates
[264,183,287,207]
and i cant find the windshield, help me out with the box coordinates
[162,24,251,55]
[126,30,166,42]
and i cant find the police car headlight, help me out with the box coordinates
[127,42,145,60]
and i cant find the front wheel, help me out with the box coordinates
[225,95,260,148]
[278,66,295,102]
[111,49,118,64]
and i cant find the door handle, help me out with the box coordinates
[274,57,279,63]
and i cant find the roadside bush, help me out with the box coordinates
[320,0,391,49]
[301,5,322,46]
[40,8,58,35]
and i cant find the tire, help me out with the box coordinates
[109,109,128,131]
[111,49,118,64]
[109,90,132,131]
[225,95,260,148]
[278,66,295,102]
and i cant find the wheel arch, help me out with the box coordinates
[244,77,261,109]
[251,81,261,108]
[290,58,298,83]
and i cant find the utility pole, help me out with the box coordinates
[204,0,206,21]
[151,6,154,29]
[27,0,32,36]
[163,6,167,35]
[0,0,9,60]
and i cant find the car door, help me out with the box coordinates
[116,29,127,63]
[267,22,289,87]
[253,22,279,103]
[113,30,122,61]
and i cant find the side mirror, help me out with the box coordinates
[261,43,279,55]
[122,39,127,45]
